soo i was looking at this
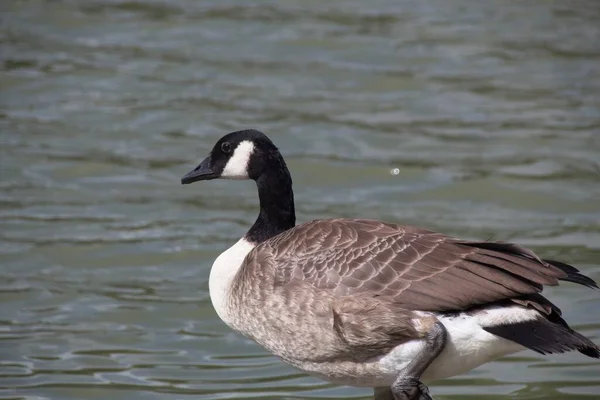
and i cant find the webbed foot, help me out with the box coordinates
[391,376,432,400]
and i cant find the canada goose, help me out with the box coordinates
[181,129,599,400]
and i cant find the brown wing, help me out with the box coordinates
[258,218,581,313]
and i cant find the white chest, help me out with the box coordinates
[208,238,255,326]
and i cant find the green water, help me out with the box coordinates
[1,1,599,399]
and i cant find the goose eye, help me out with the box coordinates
[221,142,232,154]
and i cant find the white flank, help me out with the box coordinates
[221,140,255,179]
[376,306,539,385]
[209,237,256,326]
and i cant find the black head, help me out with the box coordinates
[181,129,280,184]
[181,129,295,243]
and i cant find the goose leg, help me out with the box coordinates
[390,321,447,400]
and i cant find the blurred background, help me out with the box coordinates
[1,1,599,399]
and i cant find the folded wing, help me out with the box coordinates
[262,218,595,313]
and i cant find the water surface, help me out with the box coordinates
[1,1,600,399]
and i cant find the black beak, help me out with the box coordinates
[181,155,217,184]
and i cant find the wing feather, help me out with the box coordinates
[262,218,585,313]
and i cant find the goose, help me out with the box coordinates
[181,129,599,400]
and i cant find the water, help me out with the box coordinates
[1,1,600,399]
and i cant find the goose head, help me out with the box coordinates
[181,129,281,184]
[181,129,295,243]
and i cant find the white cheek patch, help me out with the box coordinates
[221,140,255,179]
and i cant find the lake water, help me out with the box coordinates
[1,1,599,399]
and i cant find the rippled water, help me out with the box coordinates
[1,1,600,399]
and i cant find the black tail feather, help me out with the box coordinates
[485,318,600,359]
[464,245,599,357]
[579,346,600,358]
[544,259,599,289]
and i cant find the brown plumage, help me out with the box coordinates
[264,219,593,309]
[235,218,599,359]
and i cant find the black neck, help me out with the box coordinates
[245,154,296,244]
